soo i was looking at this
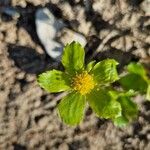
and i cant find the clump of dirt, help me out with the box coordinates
[0,0,150,149]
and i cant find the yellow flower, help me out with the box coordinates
[71,71,95,95]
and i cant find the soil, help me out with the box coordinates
[0,0,150,150]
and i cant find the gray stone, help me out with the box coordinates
[0,7,20,19]
[36,8,87,60]
[35,8,64,60]
[141,0,150,16]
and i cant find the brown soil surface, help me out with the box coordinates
[0,0,150,149]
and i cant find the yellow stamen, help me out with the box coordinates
[71,71,95,95]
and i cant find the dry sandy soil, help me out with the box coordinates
[0,0,150,149]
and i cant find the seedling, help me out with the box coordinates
[38,41,150,127]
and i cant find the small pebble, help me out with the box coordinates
[0,7,20,19]
[35,8,64,60]
[141,0,150,16]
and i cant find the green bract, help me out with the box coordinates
[38,42,141,126]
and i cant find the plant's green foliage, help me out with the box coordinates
[109,90,136,99]
[86,60,96,72]
[62,41,85,74]
[114,116,129,127]
[58,92,86,125]
[119,73,148,93]
[110,91,138,127]
[38,42,149,127]
[38,70,71,92]
[91,59,119,84]
[127,62,146,76]
[87,89,121,119]
[120,90,136,97]
[146,84,150,101]
[120,62,150,95]
[117,96,138,122]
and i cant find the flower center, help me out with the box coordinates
[71,71,95,95]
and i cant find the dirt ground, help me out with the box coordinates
[0,0,150,149]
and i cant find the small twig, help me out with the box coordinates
[89,30,119,60]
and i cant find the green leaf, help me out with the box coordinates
[62,41,85,74]
[117,96,138,122]
[38,70,71,93]
[127,62,146,76]
[87,89,121,119]
[119,73,148,93]
[91,59,119,84]
[109,90,136,100]
[146,84,150,101]
[86,60,96,72]
[58,92,86,125]
[113,116,129,127]
[109,90,138,127]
